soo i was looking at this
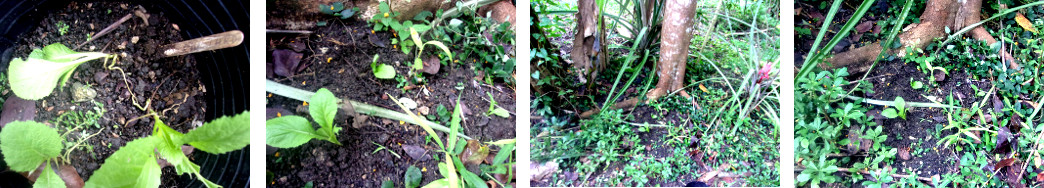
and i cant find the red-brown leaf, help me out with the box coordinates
[996,158,1017,169]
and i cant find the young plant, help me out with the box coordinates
[880,97,908,120]
[8,43,111,100]
[369,1,435,54]
[0,121,66,187]
[318,2,358,19]
[266,88,342,147]
[86,111,251,188]
[56,21,69,36]
[797,155,839,188]
[371,54,396,79]
[408,27,452,73]
[486,92,509,118]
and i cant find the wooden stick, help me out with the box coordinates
[159,30,244,57]
[76,13,133,50]
[266,29,313,34]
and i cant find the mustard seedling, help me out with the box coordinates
[86,111,250,188]
[266,88,342,147]
[408,27,452,72]
[880,96,908,120]
[371,54,396,79]
[1,112,249,188]
[8,43,111,100]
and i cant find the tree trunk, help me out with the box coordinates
[646,0,698,101]
[571,0,607,84]
[824,0,1018,73]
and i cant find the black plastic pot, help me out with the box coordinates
[0,0,249,187]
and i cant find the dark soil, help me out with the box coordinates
[796,0,999,184]
[0,1,207,186]
[265,9,516,188]
[850,59,991,179]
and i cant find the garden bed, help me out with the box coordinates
[795,0,1044,186]
[265,1,517,187]
[0,2,207,186]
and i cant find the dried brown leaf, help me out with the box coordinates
[1016,13,1039,34]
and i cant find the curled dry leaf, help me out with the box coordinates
[1015,13,1039,34]
[420,56,440,74]
[995,158,1017,170]
[898,147,911,160]
[993,127,1015,154]
[460,140,490,165]
[272,49,304,77]
[530,161,558,182]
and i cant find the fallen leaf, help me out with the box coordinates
[530,162,558,182]
[1015,13,1039,34]
[420,56,441,74]
[1037,172,1044,182]
[993,127,1014,154]
[856,20,874,33]
[272,49,303,77]
[0,95,36,128]
[898,147,911,160]
[996,158,1017,170]
[460,140,490,165]
[699,84,708,93]
[401,145,430,161]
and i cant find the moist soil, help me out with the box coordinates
[0,1,206,186]
[796,0,999,184]
[265,9,517,188]
[531,9,779,186]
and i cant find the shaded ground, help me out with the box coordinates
[795,0,1007,185]
[265,4,516,187]
[0,1,205,186]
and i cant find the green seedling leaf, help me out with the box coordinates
[9,43,108,100]
[881,108,898,119]
[411,24,431,33]
[35,161,65,186]
[340,8,359,19]
[378,1,390,13]
[422,179,450,188]
[153,117,191,174]
[448,100,463,152]
[372,54,396,79]
[405,166,422,188]
[183,111,251,154]
[266,116,323,148]
[310,88,341,145]
[459,169,488,188]
[85,136,162,188]
[35,163,65,188]
[0,121,63,172]
[491,143,514,165]
[449,19,463,27]
[490,107,510,118]
[911,81,923,89]
[374,64,396,79]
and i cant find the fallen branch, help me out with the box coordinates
[76,13,133,50]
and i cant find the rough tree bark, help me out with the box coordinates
[578,0,697,118]
[571,0,607,84]
[824,0,1018,73]
[646,0,699,101]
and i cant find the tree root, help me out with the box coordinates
[823,0,1019,73]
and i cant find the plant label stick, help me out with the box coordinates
[160,30,243,57]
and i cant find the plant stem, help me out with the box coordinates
[266,80,470,139]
